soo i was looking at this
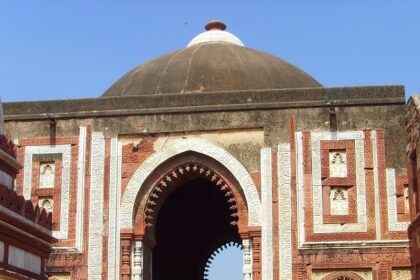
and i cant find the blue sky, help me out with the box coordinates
[1,1,419,103]
[1,2,419,279]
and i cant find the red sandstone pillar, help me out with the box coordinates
[121,231,133,280]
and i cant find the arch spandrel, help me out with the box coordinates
[120,138,262,230]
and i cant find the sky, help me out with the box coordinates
[1,1,419,279]
[1,1,419,103]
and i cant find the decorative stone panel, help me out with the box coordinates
[320,140,357,224]
[23,144,71,240]
[297,130,378,244]
[17,127,87,252]
[391,269,411,280]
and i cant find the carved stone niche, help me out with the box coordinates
[39,162,55,188]
[38,197,53,213]
[330,187,349,215]
[329,150,347,178]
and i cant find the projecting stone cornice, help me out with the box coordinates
[3,85,405,121]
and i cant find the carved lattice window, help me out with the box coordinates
[39,162,55,188]
[330,187,348,215]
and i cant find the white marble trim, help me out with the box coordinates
[372,131,382,240]
[108,138,122,280]
[87,132,105,280]
[75,126,87,252]
[295,132,305,248]
[260,148,273,280]
[278,144,292,279]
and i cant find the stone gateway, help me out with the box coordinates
[2,20,415,279]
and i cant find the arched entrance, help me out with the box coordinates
[152,175,241,279]
[119,139,262,280]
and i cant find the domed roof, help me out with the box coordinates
[101,21,321,97]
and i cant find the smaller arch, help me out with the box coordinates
[203,241,243,280]
[321,271,365,280]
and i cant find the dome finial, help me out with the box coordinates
[186,20,244,47]
[205,20,226,31]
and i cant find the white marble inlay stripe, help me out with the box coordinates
[386,168,410,232]
[372,131,382,240]
[87,132,105,280]
[108,138,122,280]
[260,148,273,280]
[278,144,292,280]
[75,126,87,252]
[295,132,305,248]
[23,144,71,240]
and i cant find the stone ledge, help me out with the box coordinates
[3,86,405,121]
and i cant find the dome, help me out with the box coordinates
[101,21,321,97]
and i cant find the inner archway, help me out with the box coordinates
[152,177,241,280]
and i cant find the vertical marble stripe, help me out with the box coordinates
[372,131,382,240]
[261,148,273,280]
[108,138,122,279]
[76,126,87,252]
[295,132,305,247]
[88,132,105,280]
[278,144,292,280]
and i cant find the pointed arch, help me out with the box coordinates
[120,138,261,230]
